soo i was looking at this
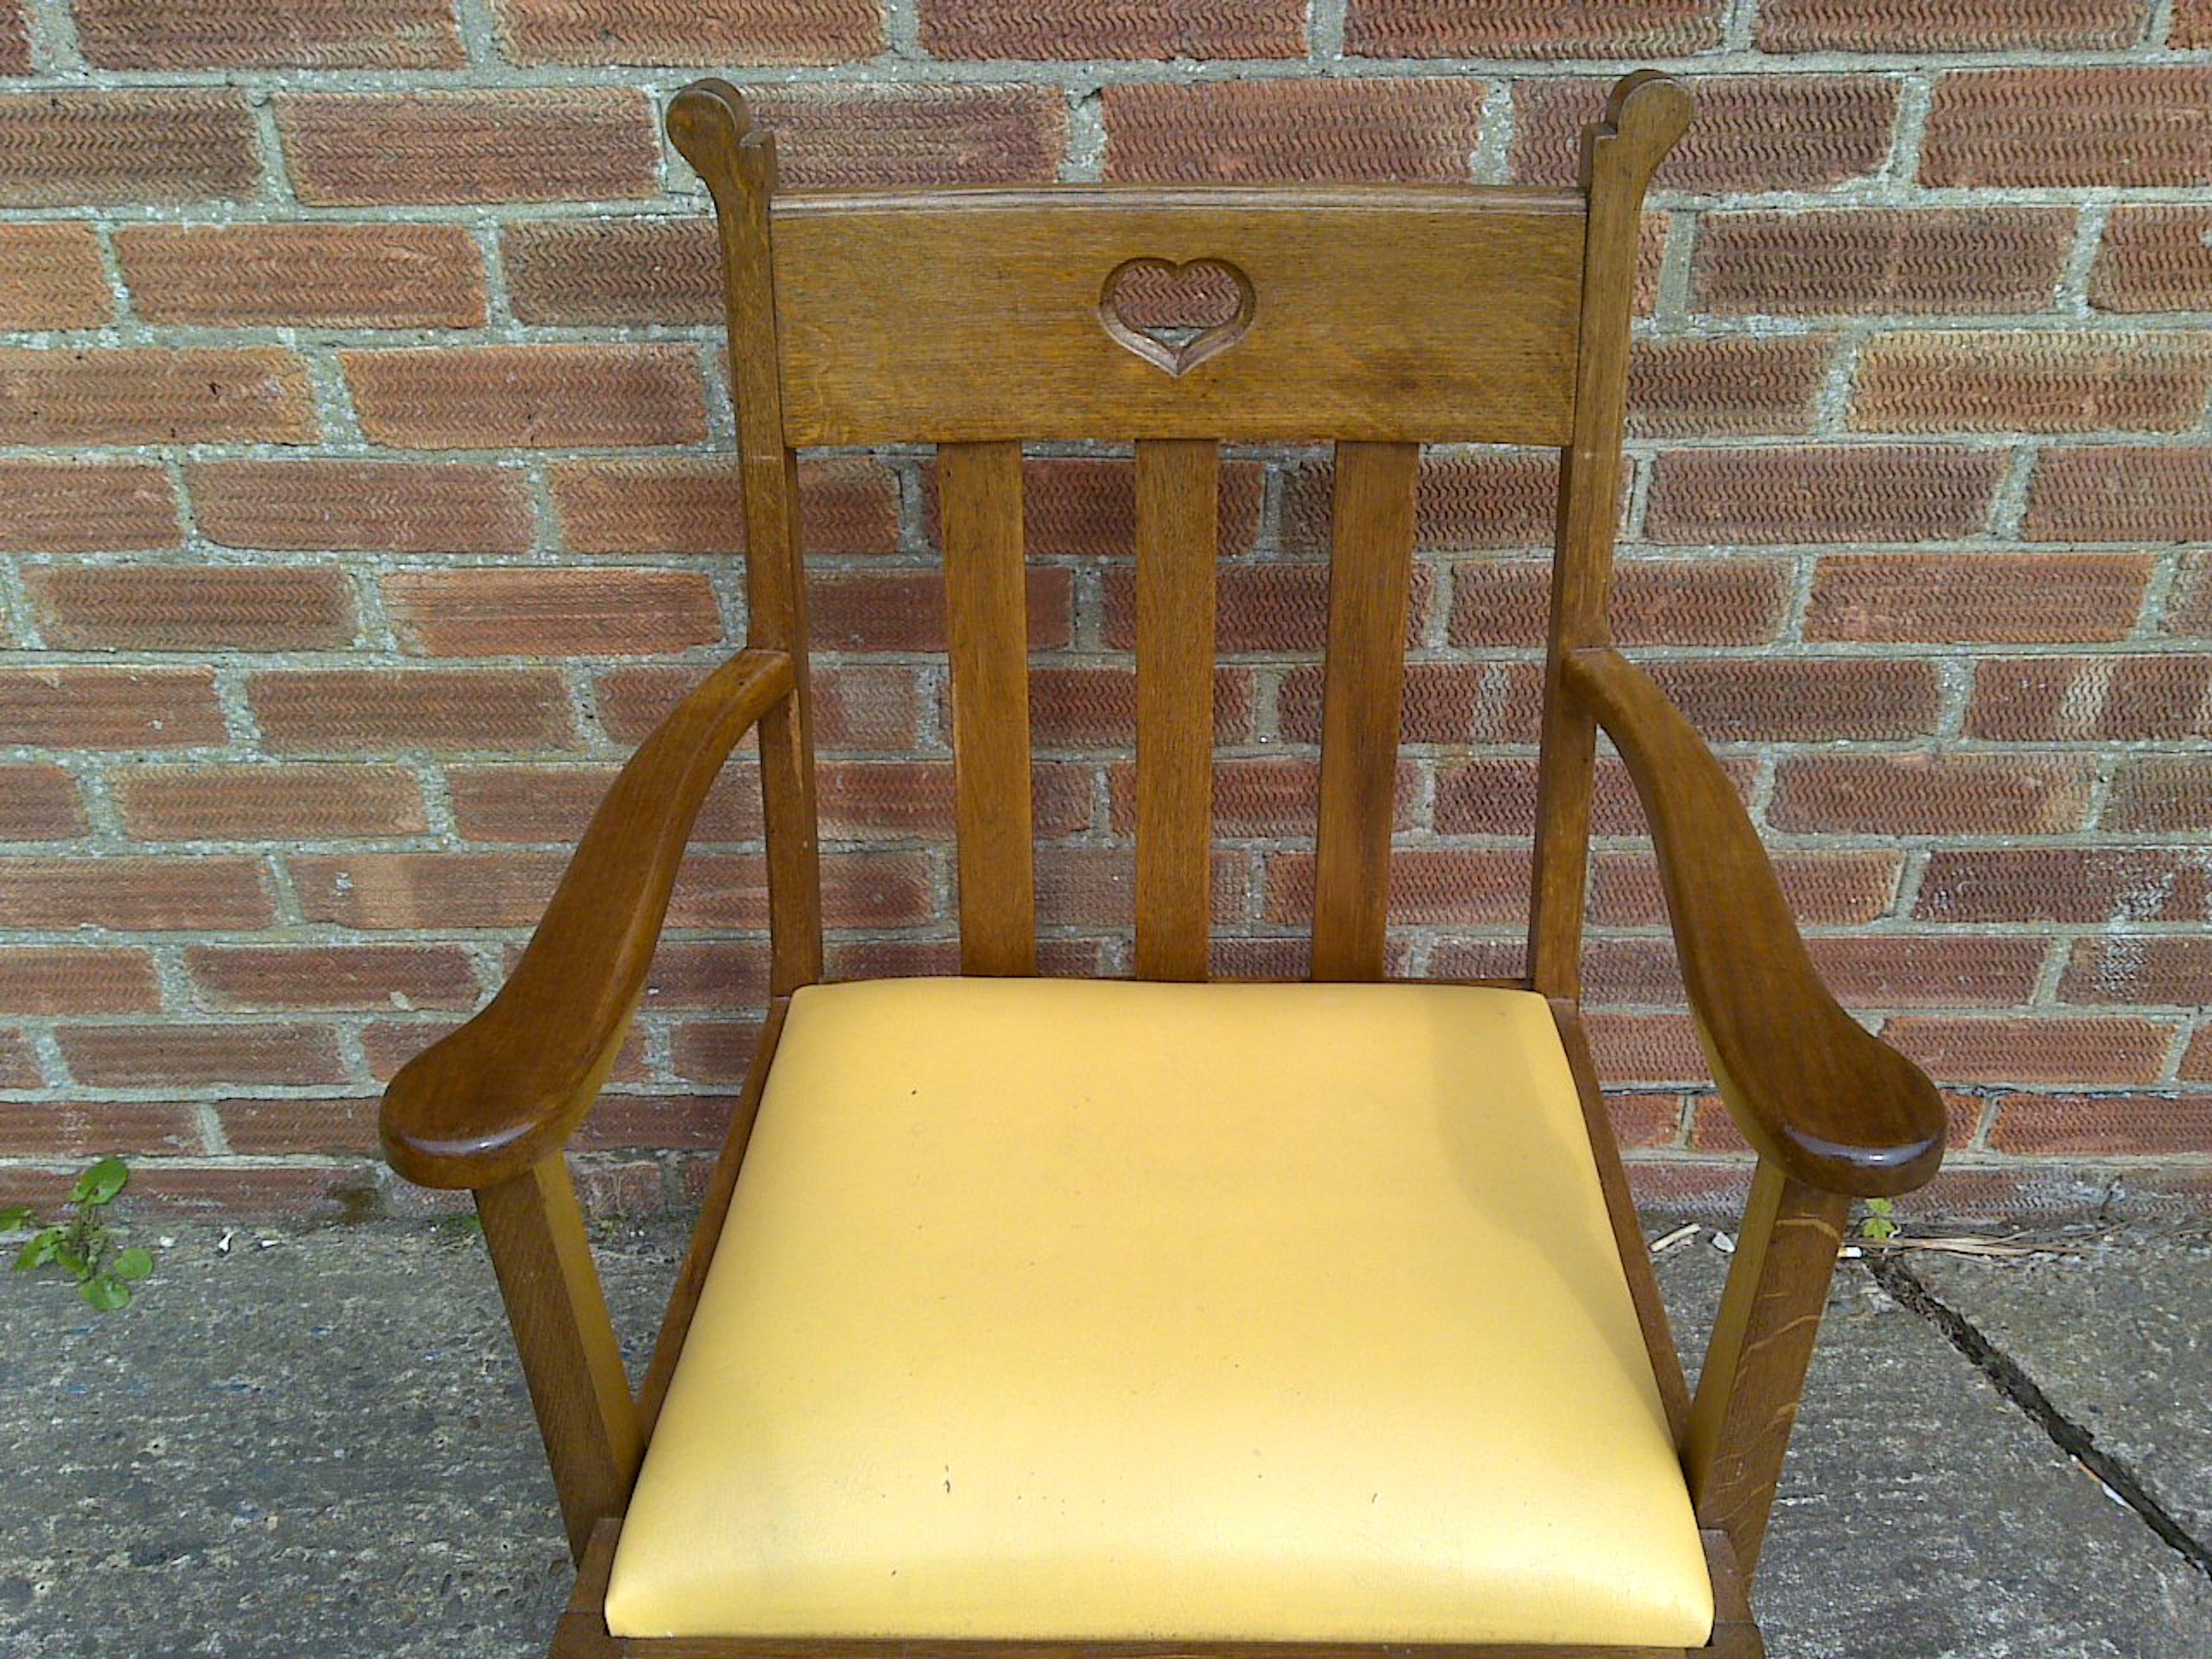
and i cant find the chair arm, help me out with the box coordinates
[1562,646,1944,1198]
[380,648,795,1190]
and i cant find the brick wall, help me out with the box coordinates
[1,0,2209,1222]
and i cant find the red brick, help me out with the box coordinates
[1692,1091,1987,1157]
[1805,552,2150,644]
[249,668,576,754]
[1923,69,2212,189]
[1769,752,2097,836]
[1280,659,1546,746]
[1281,449,1573,554]
[1645,657,1941,741]
[0,460,178,553]
[812,566,1072,653]
[2180,0,2212,45]
[0,1102,203,1158]
[0,1029,38,1087]
[819,759,1090,841]
[549,456,899,555]
[1915,849,2212,924]
[0,947,159,1015]
[503,217,717,326]
[726,85,1064,189]
[450,763,760,845]
[0,764,85,839]
[627,941,773,1011]
[2160,553,2211,633]
[2061,938,2212,1007]
[1593,849,1901,927]
[344,346,705,449]
[215,1098,376,1156]
[188,460,534,555]
[111,763,426,840]
[1433,754,1758,838]
[923,456,1265,558]
[0,223,110,327]
[2104,756,2212,833]
[187,944,481,1012]
[1514,76,1899,193]
[1265,847,1530,928]
[2092,207,2212,313]
[1852,332,2212,434]
[576,1091,746,1152]
[1107,756,1412,837]
[1626,335,1832,438]
[60,1022,345,1088]
[1966,656,2212,741]
[1101,562,1430,655]
[1448,556,1789,649]
[0,5,25,73]
[1645,445,2001,544]
[497,0,879,63]
[1756,0,2146,50]
[27,565,354,651]
[1347,0,1720,54]
[0,856,273,929]
[669,1019,764,1086]
[0,667,225,749]
[2023,446,2212,543]
[1883,1016,2176,1087]
[1691,208,2074,318]
[278,89,657,205]
[0,89,258,205]
[2188,1029,2212,1083]
[1577,934,2044,1011]
[77,0,462,66]
[1028,666,1255,749]
[1039,846,1243,929]
[823,937,1101,981]
[1104,78,1486,184]
[0,347,315,444]
[117,223,484,328]
[382,568,721,658]
[925,0,1302,56]
[1990,1092,2212,1156]
[598,661,922,751]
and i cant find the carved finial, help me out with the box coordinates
[667,78,763,196]
[1581,70,1690,196]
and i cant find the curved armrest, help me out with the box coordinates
[381,649,795,1189]
[1563,646,1944,1197]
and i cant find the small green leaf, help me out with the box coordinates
[14,1227,62,1271]
[112,1247,154,1281]
[71,1157,129,1207]
[0,1205,34,1233]
[80,1275,130,1312]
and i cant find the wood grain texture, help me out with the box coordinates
[476,1156,641,1567]
[1563,645,1946,1197]
[552,1519,625,1658]
[1311,440,1419,981]
[1133,438,1219,981]
[1528,73,1690,1000]
[942,439,1038,975]
[1684,1161,1851,1578]
[380,647,792,1190]
[769,190,1584,444]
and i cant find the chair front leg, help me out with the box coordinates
[1683,1157,1851,1578]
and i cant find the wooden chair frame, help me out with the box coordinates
[381,71,1946,1659]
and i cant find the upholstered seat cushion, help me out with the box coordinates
[607,978,1712,1646]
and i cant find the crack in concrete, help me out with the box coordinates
[1864,1253,2212,1585]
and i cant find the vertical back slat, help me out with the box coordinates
[941,440,1037,975]
[1311,440,1420,981]
[1133,438,1219,982]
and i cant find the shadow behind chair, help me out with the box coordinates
[381,71,1946,1659]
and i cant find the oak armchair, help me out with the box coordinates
[383,71,1945,1659]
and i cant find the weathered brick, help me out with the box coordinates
[925,0,1302,57]
[1805,552,2150,643]
[0,4,25,73]
[60,1022,345,1088]
[249,668,576,754]
[187,944,481,1011]
[1281,449,1570,553]
[345,346,705,449]
[281,89,657,205]
[1514,76,1899,193]
[1644,445,2001,544]
[1966,656,2212,741]
[1922,69,2212,189]
[0,856,273,929]
[0,764,86,840]
[0,947,160,1015]
[0,89,259,205]
[188,461,534,555]
[2103,756,2212,833]
[1990,1092,2212,1156]
[812,566,1072,653]
[1756,0,2146,50]
[1594,849,1902,926]
[1104,78,1486,184]
[1768,752,2097,836]
[1626,334,1833,438]
[1915,849,2212,924]
[503,217,717,326]
[1101,562,1430,654]
[1347,0,1720,55]
[496,0,880,63]
[215,1098,377,1156]
[0,223,111,327]
[1851,331,2212,434]
[922,455,1264,557]
[0,1030,41,1087]
[0,667,226,749]
[1691,208,2074,317]
[725,85,1065,188]
[382,568,722,657]
[117,223,485,328]
[1646,657,1942,742]
[0,460,179,553]
[27,565,355,651]
[2061,938,2212,1007]
[450,762,757,845]
[77,0,463,67]
[0,347,315,444]
[598,662,922,751]
[1449,556,1790,649]
[549,456,899,555]
[2092,207,2212,313]
[2023,446,2212,543]
[2159,552,2210,634]
[110,763,427,840]
[0,1102,203,1158]
[1882,1016,2176,1087]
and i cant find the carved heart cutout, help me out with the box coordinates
[1098,257,1255,376]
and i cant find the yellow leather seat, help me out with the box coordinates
[607,977,1713,1646]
